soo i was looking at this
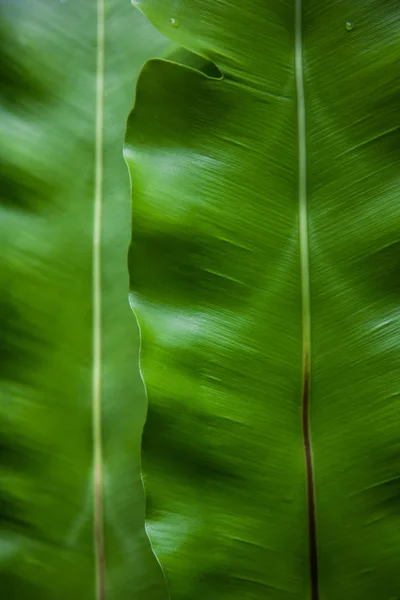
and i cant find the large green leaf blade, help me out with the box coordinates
[126,1,400,599]
[126,2,308,599]
[0,1,169,598]
[307,4,400,599]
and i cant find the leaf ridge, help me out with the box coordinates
[295,0,318,598]
[93,0,105,598]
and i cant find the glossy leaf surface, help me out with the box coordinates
[125,1,400,599]
[0,1,169,598]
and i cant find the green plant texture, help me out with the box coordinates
[125,2,400,600]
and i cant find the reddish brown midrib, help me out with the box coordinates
[95,464,105,600]
[302,351,319,600]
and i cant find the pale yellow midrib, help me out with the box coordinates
[93,0,105,597]
[295,0,311,362]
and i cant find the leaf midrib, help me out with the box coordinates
[295,1,318,599]
[93,0,105,598]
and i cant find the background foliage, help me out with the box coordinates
[0,1,168,598]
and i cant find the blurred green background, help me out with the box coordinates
[0,1,169,598]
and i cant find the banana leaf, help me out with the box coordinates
[0,1,169,598]
[125,2,400,599]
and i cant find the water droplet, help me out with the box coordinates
[345,21,354,31]
[170,17,179,28]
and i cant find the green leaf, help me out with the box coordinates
[0,1,169,598]
[125,2,400,599]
